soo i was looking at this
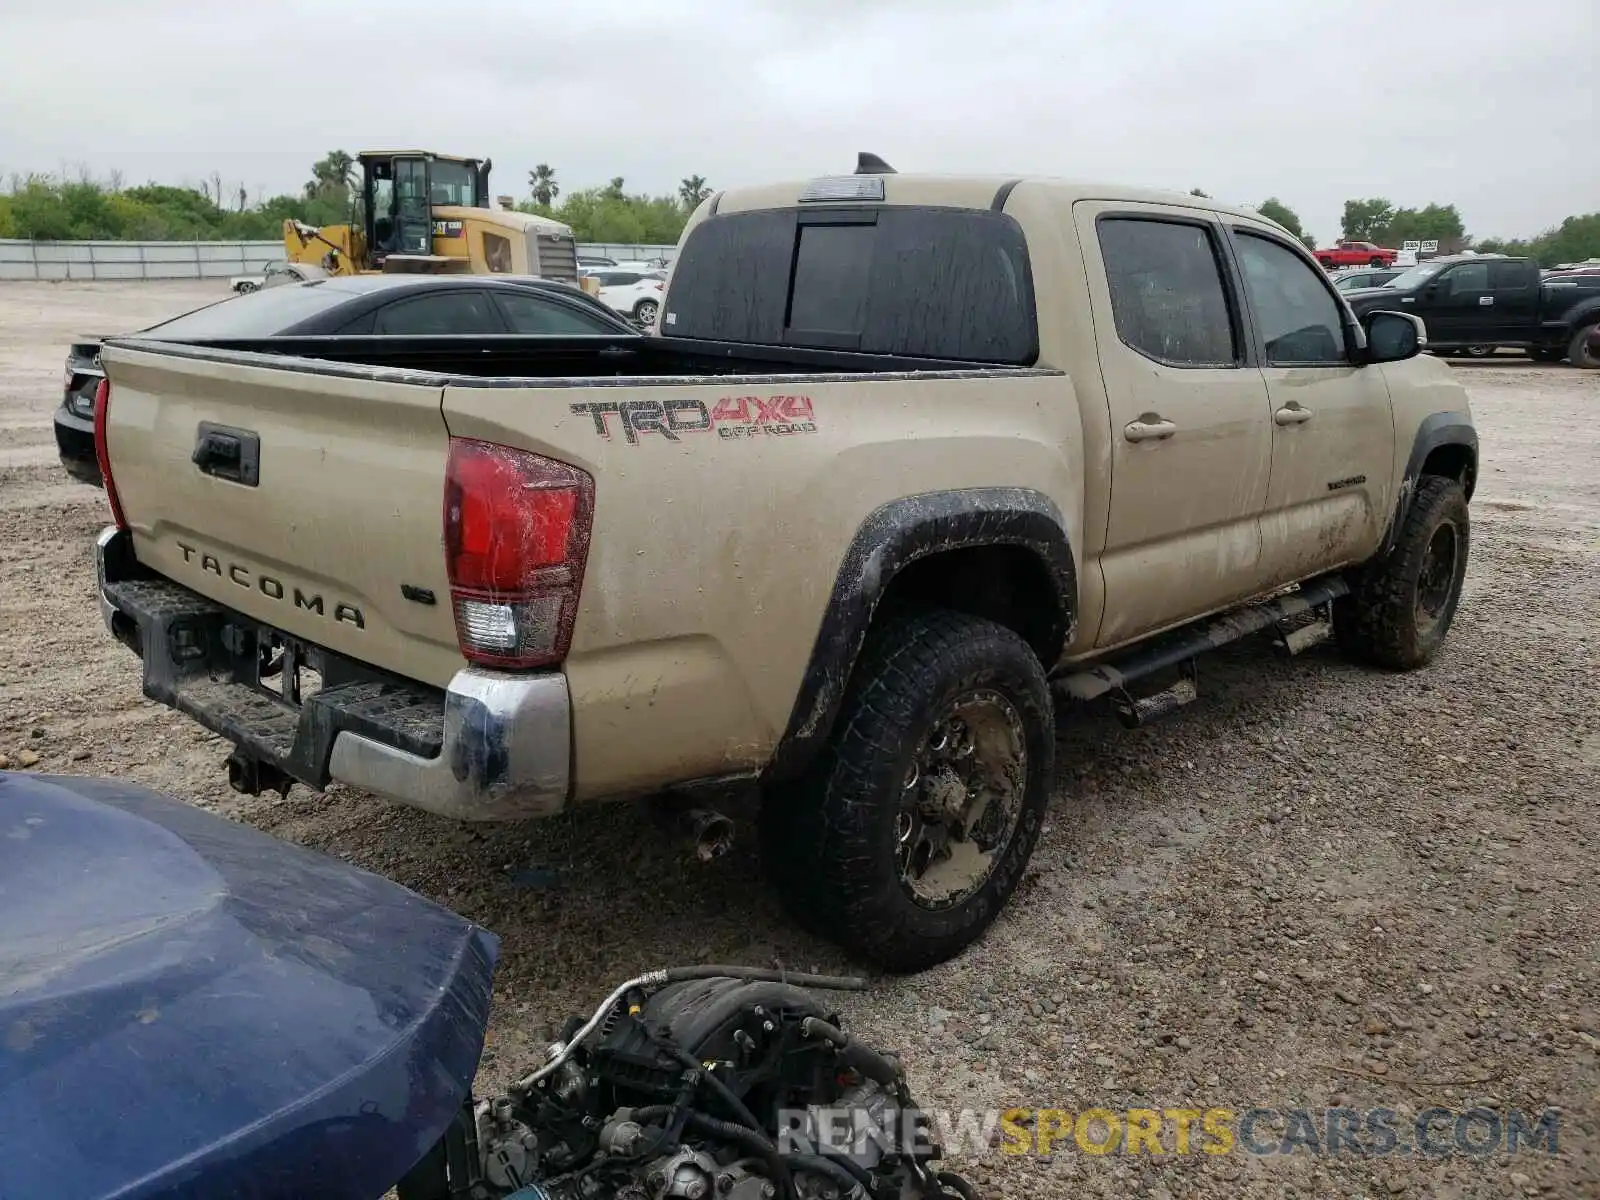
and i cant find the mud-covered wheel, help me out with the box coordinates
[759,611,1054,972]
[1334,476,1469,669]
[1568,321,1600,369]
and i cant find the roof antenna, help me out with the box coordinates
[855,152,897,175]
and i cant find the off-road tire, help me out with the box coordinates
[1568,321,1600,369]
[759,611,1054,972]
[1334,476,1469,669]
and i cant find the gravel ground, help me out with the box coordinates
[1,281,1596,1199]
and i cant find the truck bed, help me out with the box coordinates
[112,331,1035,382]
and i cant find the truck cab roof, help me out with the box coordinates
[711,172,1271,225]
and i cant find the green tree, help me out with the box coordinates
[678,175,710,209]
[305,150,356,199]
[604,177,627,201]
[528,163,559,207]
[1341,198,1396,242]
[1257,197,1304,238]
[1384,203,1466,249]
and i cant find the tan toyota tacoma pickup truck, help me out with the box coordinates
[93,161,1477,971]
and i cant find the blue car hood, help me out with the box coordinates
[0,773,498,1200]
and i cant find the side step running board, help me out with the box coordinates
[1055,575,1351,716]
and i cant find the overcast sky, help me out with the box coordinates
[1,0,1593,243]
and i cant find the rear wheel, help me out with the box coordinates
[1568,322,1600,369]
[760,611,1053,972]
[1369,256,1386,267]
[633,298,660,327]
[1463,344,1496,358]
[1334,476,1469,670]
[235,282,258,295]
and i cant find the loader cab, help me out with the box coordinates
[359,151,491,269]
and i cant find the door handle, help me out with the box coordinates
[1123,415,1177,443]
[1274,403,1314,426]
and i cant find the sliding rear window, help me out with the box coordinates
[661,206,1037,364]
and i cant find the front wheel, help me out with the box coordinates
[235,282,258,295]
[1463,344,1496,358]
[1369,256,1386,267]
[633,299,660,327]
[760,611,1054,972]
[1568,322,1600,369]
[1334,476,1469,670]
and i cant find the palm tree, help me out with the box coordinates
[528,163,559,207]
[679,175,710,209]
[305,150,356,199]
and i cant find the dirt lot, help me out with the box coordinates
[1,280,1596,1199]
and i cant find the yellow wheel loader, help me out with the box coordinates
[283,151,600,296]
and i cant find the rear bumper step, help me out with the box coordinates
[96,527,571,820]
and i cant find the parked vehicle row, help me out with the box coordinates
[88,166,1476,969]
[1332,266,1404,292]
[1343,253,1600,367]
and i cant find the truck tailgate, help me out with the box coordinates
[99,343,464,688]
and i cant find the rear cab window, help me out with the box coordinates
[660,206,1038,363]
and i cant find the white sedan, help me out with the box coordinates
[229,260,327,294]
[591,269,666,326]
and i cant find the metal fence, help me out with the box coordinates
[0,239,678,282]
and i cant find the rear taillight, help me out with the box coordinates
[443,437,594,670]
[92,378,128,528]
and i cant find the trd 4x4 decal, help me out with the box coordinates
[570,395,817,444]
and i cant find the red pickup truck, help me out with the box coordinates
[1315,240,1399,270]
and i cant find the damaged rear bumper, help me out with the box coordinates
[96,527,571,821]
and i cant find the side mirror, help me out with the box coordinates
[1363,310,1426,364]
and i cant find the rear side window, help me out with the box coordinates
[661,206,1037,363]
[371,291,506,335]
[1097,218,1238,367]
[495,291,623,334]
[1489,261,1532,291]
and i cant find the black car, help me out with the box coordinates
[54,275,635,486]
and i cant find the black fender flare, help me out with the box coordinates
[1383,411,1478,555]
[764,487,1076,783]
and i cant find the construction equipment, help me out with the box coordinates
[283,151,597,294]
